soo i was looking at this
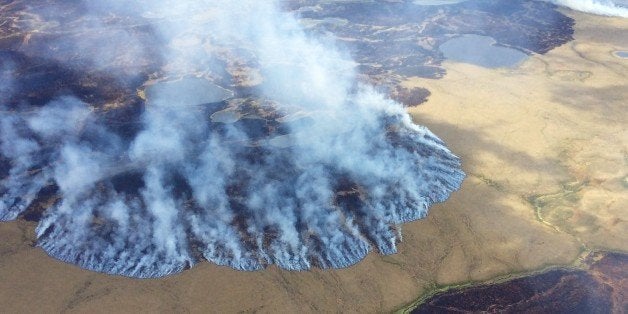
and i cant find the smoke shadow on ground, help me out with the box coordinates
[550,84,627,120]
[413,116,562,177]
[569,24,628,46]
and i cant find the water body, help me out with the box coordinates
[145,77,233,106]
[266,134,293,148]
[413,0,468,5]
[210,109,242,123]
[439,34,529,68]
[613,50,628,59]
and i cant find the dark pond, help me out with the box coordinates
[439,34,529,68]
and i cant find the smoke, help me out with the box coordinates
[0,58,50,221]
[0,0,463,277]
[544,0,628,18]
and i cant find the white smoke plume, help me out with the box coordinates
[0,0,463,277]
[544,0,628,18]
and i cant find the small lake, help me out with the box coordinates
[613,50,628,59]
[210,109,242,123]
[414,0,468,5]
[145,77,233,106]
[439,34,529,68]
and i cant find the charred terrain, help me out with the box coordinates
[411,251,627,313]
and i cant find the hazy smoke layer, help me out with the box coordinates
[545,0,628,17]
[0,1,463,277]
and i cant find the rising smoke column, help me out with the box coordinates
[544,0,628,17]
[0,0,464,277]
